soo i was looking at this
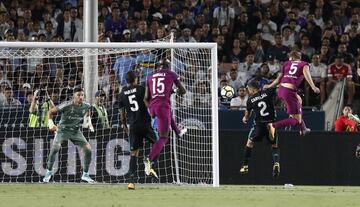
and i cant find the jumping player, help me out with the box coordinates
[144,58,186,177]
[118,71,158,190]
[265,50,320,136]
[240,81,280,178]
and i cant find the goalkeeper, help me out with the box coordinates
[42,87,95,183]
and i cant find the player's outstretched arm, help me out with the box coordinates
[144,84,150,107]
[303,65,320,93]
[264,72,282,89]
[174,81,186,95]
[48,106,58,132]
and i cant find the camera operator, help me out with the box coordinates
[28,89,55,128]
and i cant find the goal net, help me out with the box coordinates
[0,40,219,186]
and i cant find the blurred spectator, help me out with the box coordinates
[257,9,277,44]
[60,75,77,101]
[233,13,251,36]
[105,6,127,42]
[178,27,196,42]
[15,83,32,105]
[281,26,295,48]
[28,89,55,128]
[226,38,246,63]
[237,54,260,85]
[113,52,136,86]
[326,55,354,105]
[247,38,265,63]
[135,49,156,83]
[98,64,110,92]
[121,29,133,42]
[181,7,195,29]
[91,90,110,129]
[246,68,270,88]
[0,86,21,107]
[266,33,290,63]
[335,105,358,132]
[299,34,315,61]
[213,0,235,33]
[230,86,248,111]
[319,43,332,64]
[0,11,10,39]
[134,20,154,41]
[305,54,326,106]
[227,68,242,91]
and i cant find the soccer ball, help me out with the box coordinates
[220,85,235,99]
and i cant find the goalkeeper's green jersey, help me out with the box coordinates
[56,101,91,131]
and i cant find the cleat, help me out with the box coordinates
[42,170,53,183]
[299,128,311,136]
[356,145,360,159]
[128,183,135,190]
[149,169,159,179]
[178,128,188,138]
[267,123,276,141]
[144,157,152,176]
[239,165,249,174]
[273,162,280,178]
[81,172,95,184]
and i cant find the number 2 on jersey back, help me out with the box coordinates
[152,77,165,95]
[258,101,269,116]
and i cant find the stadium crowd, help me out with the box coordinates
[0,0,359,127]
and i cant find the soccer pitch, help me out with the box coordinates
[1,184,360,207]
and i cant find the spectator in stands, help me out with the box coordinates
[247,38,265,63]
[44,21,56,41]
[178,27,196,42]
[181,7,195,29]
[281,26,295,48]
[91,90,110,129]
[0,86,21,107]
[133,20,154,42]
[230,86,248,111]
[113,52,136,86]
[136,49,156,83]
[237,54,260,85]
[28,89,55,128]
[257,9,277,44]
[330,43,356,68]
[335,105,358,132]
[227,68,242,91]
[98,64,109,92]
[0,11,10,39]
[319,43,332,64]
[57,9,75,41]
[326,54,355,105]
[60,75,76,101]
[246,68,270,88]
[266,33,290,63]
[226,38,246,63]
[49,89,60,106]
[213,0,235,33]
[299,34,315,63]
[306,54,327,106]
[15,83,32,105]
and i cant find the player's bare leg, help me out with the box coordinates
[80,143,95,184]
[240,139,254,174]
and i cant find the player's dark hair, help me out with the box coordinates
[125,71,136,84]
[73,87,84,93]
[247,81,260,90]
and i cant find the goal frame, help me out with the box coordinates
[0,42,219,187]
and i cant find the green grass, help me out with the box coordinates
[1,184,360,207]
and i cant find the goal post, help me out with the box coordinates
[0,41,219,187]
